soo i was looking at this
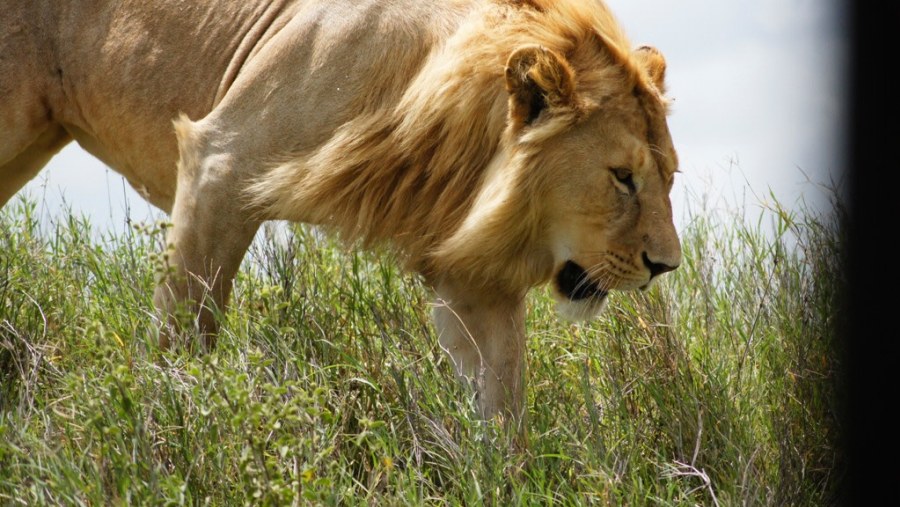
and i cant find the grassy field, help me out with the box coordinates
[0,192,843,505]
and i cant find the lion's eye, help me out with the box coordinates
[610,167,636,194]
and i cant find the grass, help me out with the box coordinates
[0,191,844,505]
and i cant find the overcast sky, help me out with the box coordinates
[18,0,847,234]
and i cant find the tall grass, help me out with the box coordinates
[0,191,843,505]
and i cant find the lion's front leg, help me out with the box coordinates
[153,117,261,351]
[433,282,527,426]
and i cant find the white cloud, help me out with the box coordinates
[754,0,833,34]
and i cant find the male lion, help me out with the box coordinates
[1,0,680,423]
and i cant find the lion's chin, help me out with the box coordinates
[555,295,609,322]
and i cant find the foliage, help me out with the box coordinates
[0,192,844,505]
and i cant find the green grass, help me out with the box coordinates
[0,192,843,505]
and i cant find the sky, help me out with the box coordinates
[17,0,847,234]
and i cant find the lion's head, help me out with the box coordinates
[433,36,680,321]
[505,43,680,320]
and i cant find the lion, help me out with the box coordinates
[1,0,680,425]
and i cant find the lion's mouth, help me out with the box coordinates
[556,261,608,301]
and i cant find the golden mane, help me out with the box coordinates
[248,0,666,282]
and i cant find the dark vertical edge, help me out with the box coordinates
[842,1,900,504]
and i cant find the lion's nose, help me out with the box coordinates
[642,251,678,279]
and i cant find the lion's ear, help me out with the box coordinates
[505,45,576,126]
[633,45,667,93]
